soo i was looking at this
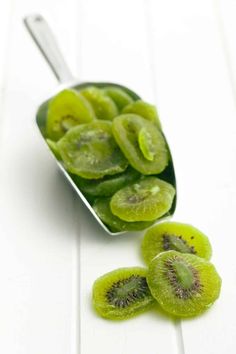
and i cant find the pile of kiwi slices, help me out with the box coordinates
[92,222,221,319]
[43,85,221,320]
[44,85,176,232]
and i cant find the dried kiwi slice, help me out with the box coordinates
[103,86,134,111]
[46,89,95,141]
[112,114,168,175]
[57,121,128,179]
[141,222,212,264]
[110,177,175,222]
[80,86,118,120]
[72,166,140,197]
[92,267,155,320]
[147,250,221,317]
[123,100,161,128]
[93,198,155,232]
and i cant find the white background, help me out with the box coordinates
[0,0,236,353]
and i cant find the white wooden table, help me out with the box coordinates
[0,0,236,353]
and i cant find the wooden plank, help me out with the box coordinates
[0,0,12,143]
[0,0,12,91]
[79,1,178,354]
[78,0,155,101]
[148,0,236,353]
[214,3,236,248]
[0,1,80,354]
[216,0,236,99]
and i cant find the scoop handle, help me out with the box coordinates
[24,14,75,83]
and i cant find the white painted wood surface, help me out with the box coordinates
[0,0,235,353]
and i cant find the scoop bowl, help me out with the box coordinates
[24,14,177,235]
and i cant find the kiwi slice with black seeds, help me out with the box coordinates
[147,250,221,317]
[92,267,155,320]
[141,222,212,264]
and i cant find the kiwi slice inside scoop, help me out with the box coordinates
[110,176,176,222]
[103,86,134,111]
[46,89,95,141]
[72,166,140,197]
[80,86,118,120]
[122,100,161,128]
[57,120,128,179]
[112,114,169,175]
[93,198,155,232]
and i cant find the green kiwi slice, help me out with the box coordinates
[80,86,118,120]
[93,198,155,232]
[72,166,140,197]
[103,86,134,111]
[112,114,168,175]
[122,100,161,128]
[147,250,221,317]
[57,121,128,179]
[46,89,95,141]
[92,267,155,320]
[110,177,175,222]
[141,222,212,264]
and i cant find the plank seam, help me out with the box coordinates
[75,0,84,82]
[143,0,159,102]
[143,1,184,354]
[0,0,15,136]
[175,320,186,354]
[72,197,81,354]
[75,1,84,353]
[213,0,236,109]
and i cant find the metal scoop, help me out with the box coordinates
[24,14,176,236]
